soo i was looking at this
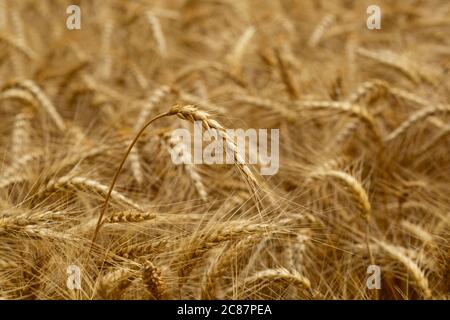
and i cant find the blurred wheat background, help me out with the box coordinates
[0,0,449,300]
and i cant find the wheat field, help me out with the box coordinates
[0,0,448,300]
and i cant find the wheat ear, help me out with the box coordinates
[296,100,382,144]
[177,221,273,279]
[227,26,256,73]
[0,32,37,60]
[201,236,260,299]
[146,11,167,58]
[310,169,371,219]
[0,88,37,107]
[356,47,421,83]
[165,133,208,201]
[375,240,432,299]
[11,108,33,157]
[114,238,170,259]
[106,210,156,223]
[275,49,300,99]
[142,261,166,299]
[2,80,65,130]
[231,268,311,298]
[400,220,434,244]
[100,20,113,79]
[0,152,42,189]
[385,104,450,142]
[92,105,260,247]
[170,105,260,189]
[46,176,143,211]
[308,14,335,47]
[417,125,450,154]
[234,94,297,122]
[96,268,135,299]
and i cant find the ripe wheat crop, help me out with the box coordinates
[0,0,448,300]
